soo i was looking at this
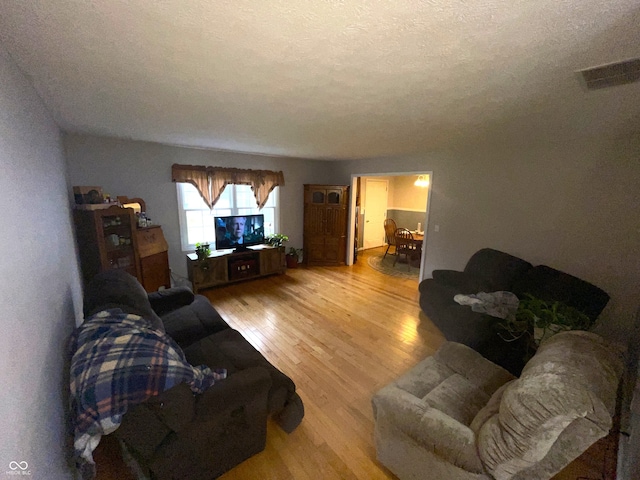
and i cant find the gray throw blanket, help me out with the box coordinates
[453,291,519,319]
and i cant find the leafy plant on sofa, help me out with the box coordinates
[498,294,594,347]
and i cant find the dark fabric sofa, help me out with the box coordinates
[78,270,304,480]
[419,248,610,375]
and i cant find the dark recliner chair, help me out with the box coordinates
[419,248,610,375]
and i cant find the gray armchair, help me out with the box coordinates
[372,331,623,480]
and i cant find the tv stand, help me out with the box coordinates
[186,245,285,293]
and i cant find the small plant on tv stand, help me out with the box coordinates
[195,242,212,269]
[265,234,289,248]
[195,242,211,259]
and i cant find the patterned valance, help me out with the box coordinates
[171,164,285,209]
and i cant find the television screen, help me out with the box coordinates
[214,214,265,250]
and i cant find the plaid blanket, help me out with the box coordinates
[69,309,219,478]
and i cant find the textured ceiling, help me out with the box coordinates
[1,1,639,160]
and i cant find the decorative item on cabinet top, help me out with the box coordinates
[73,185,118,210]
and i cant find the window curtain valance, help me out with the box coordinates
[171,164,285,209]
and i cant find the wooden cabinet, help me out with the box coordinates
[187,246,285,293]
[260,247,285,275]
[135,226,170,292]
[188,255,228,292]
[73,206,141,286]
[303,184,350,266]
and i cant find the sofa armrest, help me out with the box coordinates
[148,287,195,316]
[373,386,484,473]
[477,331,623,480]
[115,369,272,461]
[115,382,196,459]
[195,367,272,418]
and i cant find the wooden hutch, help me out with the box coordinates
[303,184,350,266]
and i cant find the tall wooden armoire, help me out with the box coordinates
[303,184,350,266]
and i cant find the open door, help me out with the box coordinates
[362,178,388,250]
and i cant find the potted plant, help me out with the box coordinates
[286,247,303,268]
[516,294,593,346]
[497,294,594,348]
[194,242,212,270]
[195,242,211,261]
[265,233,289,248]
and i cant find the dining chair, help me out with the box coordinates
[394,228,419,270]
[383,219,398,259]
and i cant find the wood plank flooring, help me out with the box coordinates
[94,247,613,480]
[209,248,440,480]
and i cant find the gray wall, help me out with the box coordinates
[64,134,339,281]
[336,135,640,343]
[387,209,424,232]
[0,46,82,478]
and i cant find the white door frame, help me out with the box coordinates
[347,171,433,281]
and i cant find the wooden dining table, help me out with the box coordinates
[410,231,424,245]
[395,230,423,268]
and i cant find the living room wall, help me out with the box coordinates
[0,46,82,478]
[64,134,339,281]
[336,134,640,342]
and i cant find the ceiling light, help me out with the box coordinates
[414,175,429,187]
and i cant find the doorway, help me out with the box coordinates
[362,178,388,249]
[348,172,433,280]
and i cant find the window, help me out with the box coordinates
[177,182,279,251]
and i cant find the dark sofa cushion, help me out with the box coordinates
[420,279,499,347]
[160,295,230,348]
[463,248,533,292]
[419,278,528,375]
[512,265,610,322]
[431,270,491,294]
[83,270,165,332]
[148,287,195,316]
[184,329,295,411]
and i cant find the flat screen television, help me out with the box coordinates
[214,214,265,251]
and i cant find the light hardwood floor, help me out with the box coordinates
[94,247,614,479]
[211,248,440,480]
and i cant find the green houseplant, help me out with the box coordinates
[265,233,289,248]
[498,294,594,347]
[517,294,593,345]
[195,243,212,270]
[286,247,303,268]
[195,242,211,260]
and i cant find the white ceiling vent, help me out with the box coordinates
[578,58,640,90]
